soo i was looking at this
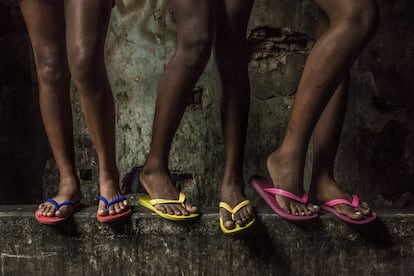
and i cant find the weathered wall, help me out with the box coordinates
[1,0,413,206]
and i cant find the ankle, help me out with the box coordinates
[59,176,80,187]
[99,170,119,183]
[267,147,305,174]
[142,158,169,175]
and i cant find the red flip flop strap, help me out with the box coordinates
[324,195,359,208]
[264,188,308,204]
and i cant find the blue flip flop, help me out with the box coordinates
[96,195,132,223]
[35,198,84,225]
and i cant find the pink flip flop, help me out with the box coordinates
[251,176,318,221]
[321,195,376,224]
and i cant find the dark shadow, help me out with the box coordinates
[224,213,292,275]
[348,217,394,249]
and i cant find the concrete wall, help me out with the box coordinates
[1,205,414,276]
[1,0,413,206]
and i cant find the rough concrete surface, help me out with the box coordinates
[0,206,413,276]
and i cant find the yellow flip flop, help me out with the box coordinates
[219,200,255,234]
[138,192,199,221]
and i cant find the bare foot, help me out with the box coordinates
[266,149,319,216]
[139,165,198,216]
[311,176,372,220]
[97,174,129,216]
[220,178,255,230]
[37,177,81,218]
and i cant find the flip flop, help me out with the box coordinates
[138,192,199,221]
[219,200,255,234]
[96,195,132,223]
[251,176,318,221]
[321,195,377,224]
[35,198,84,225]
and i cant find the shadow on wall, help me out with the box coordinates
[0,2,48,204]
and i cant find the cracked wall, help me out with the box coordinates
[1,0,413,207]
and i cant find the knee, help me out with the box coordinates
[339,1,380,39]
[68,46,103,87]
[35,48,69,86]
[176,33,213,68]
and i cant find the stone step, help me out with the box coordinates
[0,205,413,276]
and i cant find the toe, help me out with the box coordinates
[296,205,307,216]
[185,202,198,214]
[108,204,116,215]
[338,205,364,220]
[244,205,255,222]
[163,205,175,215]
[171,205,182,216]
[179,205,190,216]
[290,204,299,216]
[221,210,235,230]
[46,205,55,217]
[358,202,371,215]
[97,208,107,216]
[55,207,66,217]
[155,204,168,214]
[122,199,128,208]
[234,210,246,226]
[37,204,46,215]
[307,203,320,214]
[97,202,108,216]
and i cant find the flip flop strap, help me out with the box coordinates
[98,195,127,209]
[46,198,75,210]
[219,200,251,220]
[323,195,359,208]
[149,192,185,207]
[264,188,308,204]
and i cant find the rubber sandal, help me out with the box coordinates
[96,195,132,223]
[35,198,84,225]
[321,195,376,224]
[251,175,318,221]
[138,192,199,221]
[219,200,255,234]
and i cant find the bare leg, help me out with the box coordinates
[140,0,214,216]
[309,11,371,220]
[214,0,254,229]
[64,0,128,216]
[19,0,80,218]
[266,0,379,216]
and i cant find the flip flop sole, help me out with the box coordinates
[321,205,377,224]
[35,202,84,225]
[251,176,318,221]
[220,217,255,234]
[96,208,132,223]
[138,195,199,221]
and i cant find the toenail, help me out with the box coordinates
[355,211,362,215]
[313,205,318,209]
[301,212,305,215]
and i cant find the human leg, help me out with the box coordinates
[266,0,379,216]
[65,0,129,218]
[19,0,81,219]
[214,0,255,231]
[309,11,372,221]
[140,0,214,216]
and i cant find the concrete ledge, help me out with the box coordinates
[1,205,413,275]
